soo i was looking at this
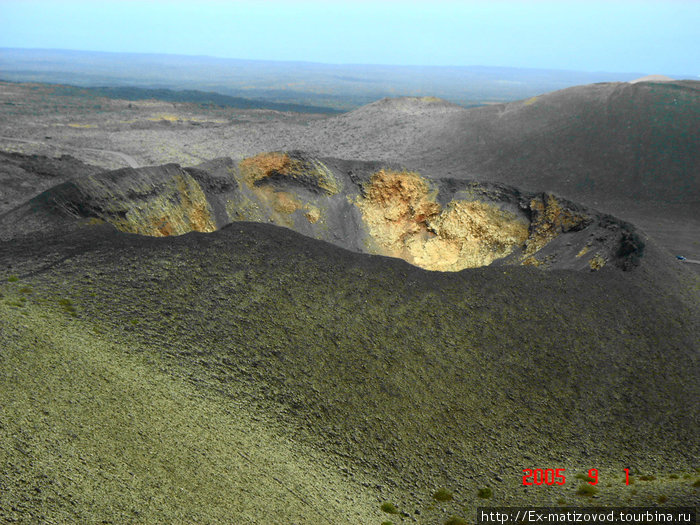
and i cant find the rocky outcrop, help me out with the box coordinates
[354,169,529,271]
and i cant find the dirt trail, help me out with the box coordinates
[0,136,140,168]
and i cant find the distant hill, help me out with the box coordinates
[76,85,343,114]
[630,74,674,83]
[320,81,699,209]
[304,81,700,259]
[427,81,700,208]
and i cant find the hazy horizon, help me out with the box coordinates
[0,45,659,76]
[1,1,698,77]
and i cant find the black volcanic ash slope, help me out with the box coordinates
[318,81,700,212]
[1,221,698,522]
[0,151,101,215]
[440,81,700,210]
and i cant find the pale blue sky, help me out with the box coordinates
[0,0,698,74]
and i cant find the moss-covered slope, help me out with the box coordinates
[0,299,381,524]
[1,223,698,522]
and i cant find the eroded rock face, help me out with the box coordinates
[10,164,219,237]
[79,165,218,236]
[355,169,530,271]
[0,151,645,272]
[227,152,341,230]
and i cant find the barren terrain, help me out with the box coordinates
[1,80,697,262]
[0,79,698,523]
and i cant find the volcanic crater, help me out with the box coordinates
[1,150,645,272]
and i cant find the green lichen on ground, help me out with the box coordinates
[0,299,382,524]
[0,223,698,522]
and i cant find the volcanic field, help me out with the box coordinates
[0,79,698,523]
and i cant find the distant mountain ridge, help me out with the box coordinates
[34,83,343,114]
[630,74,675,83]
[0,47,667,110]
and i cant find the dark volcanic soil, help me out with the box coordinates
[1,222,699,522]
[0,151,101,215]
